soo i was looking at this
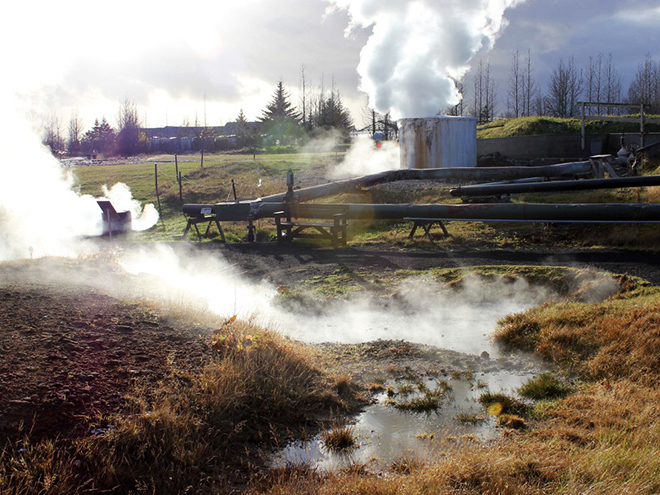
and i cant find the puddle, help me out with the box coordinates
[272,300,533,358]
[272,369,538,471]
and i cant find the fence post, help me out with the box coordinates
[178,171,183,202]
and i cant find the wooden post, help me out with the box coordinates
[155,163,163,226]
[580,102,586,152]
[231,178,238,202]
[200,148,204,168]
[641,104,645,148]
[178,171,183,202]
[174,154,179,180]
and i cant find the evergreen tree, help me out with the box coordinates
[259,80,302,142]
[82,118,116,155]
[235,108,255,147]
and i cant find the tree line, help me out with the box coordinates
[43,70,355,157]
[450,51,660,123]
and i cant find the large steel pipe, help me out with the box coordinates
[250,202,660,223]
[451,175,660,197]
[258,162,593,203]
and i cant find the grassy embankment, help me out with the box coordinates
[477,115,660,139]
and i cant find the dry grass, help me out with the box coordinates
[495,286,660,382]
[0,319,346,494]
[322,426,357,452]
[246,274,660,495]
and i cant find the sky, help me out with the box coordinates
[2,0,659,133]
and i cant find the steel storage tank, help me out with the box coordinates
[399,116,477,169]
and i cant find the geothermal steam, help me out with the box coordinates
[327,0,526,119]
[0,107,158,261]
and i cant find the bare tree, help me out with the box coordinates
[522,49,539,116]
[546,56,583,118]
[627,54,660,113]
[507,50,523,118]
[116,98,142,156]
[447,76,466,116]
[42,114,64,156]
[585,53,603,114]
[471,59,496,122]
[603,53,623,115]
[299,64,311,132]
[67,111,83,154]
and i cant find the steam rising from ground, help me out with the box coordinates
[330,135,400,178]
[327,0,526,119]
[117,246,569,357]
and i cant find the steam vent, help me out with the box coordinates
[399,116,477,169]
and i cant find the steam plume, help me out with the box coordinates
[327,0,526,119]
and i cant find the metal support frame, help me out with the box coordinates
[406,217,450,241]
[181,214,226,242]
[580,101,656,151]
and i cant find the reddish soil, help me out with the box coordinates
[0,261,211,443]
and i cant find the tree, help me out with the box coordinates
[627,54,660,113]
[259,80,302,143]
[522,49,539,116]
[299,64,312,132]
[603,53,623,115]
[311,78,353,138]
[82,118,115,156]
[42,114,64,156]
[507,50,523,118]
[116,98,143,156]
[471,59,496,123]
[235,108,256,147]
[585,53,603,114]
[546,56,583,118]
[67,111,83,154]
[447,77,466,116]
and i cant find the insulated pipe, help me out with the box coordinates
[258,162,593,203]
[250,202,660,223]
[183,200,660,223]
[450,175,660,198]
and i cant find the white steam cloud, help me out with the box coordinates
[330,135,400,178]
[117,246,563,358]
[101,183,160,232]
[327,0,526,119]
[0,103,158,260]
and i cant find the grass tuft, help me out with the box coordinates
[322,426,357,452]
[519,373,573,401]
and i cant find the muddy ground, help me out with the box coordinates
[1,243,659,445]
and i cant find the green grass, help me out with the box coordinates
[519,373,573,401]
[71,152,343,241]
[478,115,660,139]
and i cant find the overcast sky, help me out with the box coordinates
[3,0,659,131]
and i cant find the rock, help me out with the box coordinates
[480,351,490,360]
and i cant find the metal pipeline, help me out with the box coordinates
[258,161,593,203]
[450,175,660,198]
[183,200,660,224]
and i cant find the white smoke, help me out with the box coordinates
[327,0,526,119]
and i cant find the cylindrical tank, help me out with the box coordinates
[399,116,477,169]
